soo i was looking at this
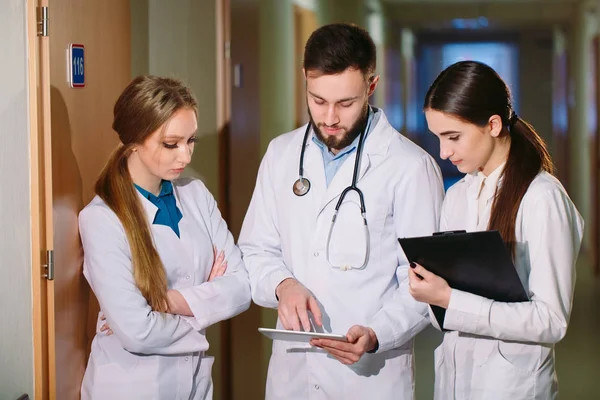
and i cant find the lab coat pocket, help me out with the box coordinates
[91,354,159,399]
[367,198,391,262]
[194,356,215,399]
[472,337,495,367]
[496,341,543,375]
[345,351,412,399]
[97,335,139,369]
[265,352,305,400]
[471,340,536,400]
[328,198,375,267]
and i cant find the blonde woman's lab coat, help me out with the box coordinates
[239,109,445,399]
[79,178,251,400]
[432,171,584,400]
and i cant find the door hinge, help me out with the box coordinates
[37,6,48,37]
[44,250,54,280]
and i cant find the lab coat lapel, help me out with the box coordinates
[318,148,364,215]
[302,136,327,212]
[172,184,196,266]
[137,191,159,222]
[465,174,481,231]
[484,174,502,207]
[477,175,502,230]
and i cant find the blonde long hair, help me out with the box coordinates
[95,75,198,311]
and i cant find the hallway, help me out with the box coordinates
[4,0,600,398]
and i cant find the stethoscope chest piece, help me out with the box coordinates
[293,177,311,196]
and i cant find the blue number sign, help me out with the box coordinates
[69,44,85,88]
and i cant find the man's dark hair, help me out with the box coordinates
[303,23,376,77]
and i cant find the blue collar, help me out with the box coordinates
[134,180,182,237]
[135,180,173,200]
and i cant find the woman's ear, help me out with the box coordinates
[488,115,504,137]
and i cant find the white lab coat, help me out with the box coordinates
[79,177,251,400]
[239,110,445,399]
[432,171,584,400]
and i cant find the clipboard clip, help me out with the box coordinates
[433,230,467,236]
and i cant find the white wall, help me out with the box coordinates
[130,0,220,196]
[0,0,34,398]
[260,0,296,150]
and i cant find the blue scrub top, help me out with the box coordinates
[135,180,183,237]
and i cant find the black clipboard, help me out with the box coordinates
[398,230,529,329]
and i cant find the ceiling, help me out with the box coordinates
[379,0,586,29]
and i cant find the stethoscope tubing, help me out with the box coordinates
[295,107,373,271]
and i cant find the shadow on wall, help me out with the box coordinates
[50,86,92,398]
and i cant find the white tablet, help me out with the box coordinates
[258,327,348,343]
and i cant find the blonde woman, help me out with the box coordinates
[79,75,251,399]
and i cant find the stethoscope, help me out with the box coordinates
[293,107,373,271]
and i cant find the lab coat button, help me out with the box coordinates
[184,357,190,361]
[185,275,191,280]
[313,251,319,257]
[314,384,320,390]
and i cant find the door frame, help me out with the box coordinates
[593,35,600,277]
[216,0,234,398]
[27,0,54,398]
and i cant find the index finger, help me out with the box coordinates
[296,305,312,332]
[308,296,322,327]
[411,263,436,280]
[408,268,421,283]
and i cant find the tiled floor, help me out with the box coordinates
[413,253,600,399]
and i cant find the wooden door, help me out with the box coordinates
[228,1,263,398]
[29,1,131,398]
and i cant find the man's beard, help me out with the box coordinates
[309,102,369,151]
